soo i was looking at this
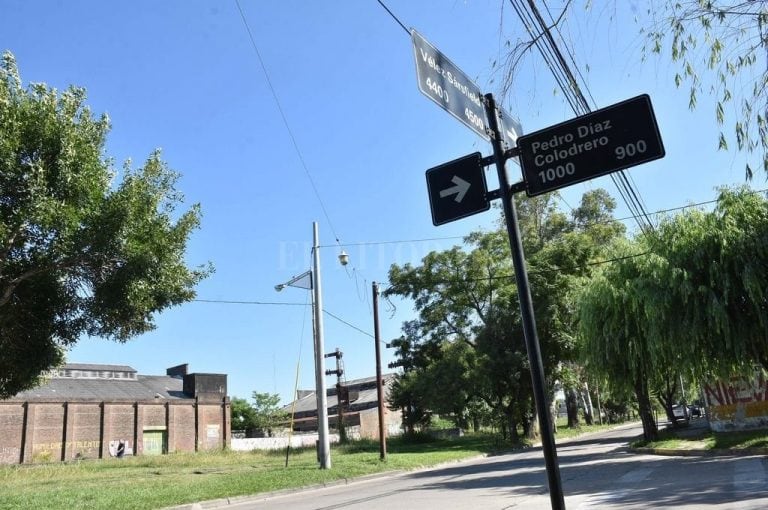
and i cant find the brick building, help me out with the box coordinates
[0,363,230,464]
[287,374,402,439]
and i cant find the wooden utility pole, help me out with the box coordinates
[372,282,387,461]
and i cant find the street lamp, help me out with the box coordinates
[275,222,344,469]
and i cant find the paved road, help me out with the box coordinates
[213,424,768,510]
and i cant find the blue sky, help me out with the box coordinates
[2,1,761,404]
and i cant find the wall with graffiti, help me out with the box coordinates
[703,369,768,432]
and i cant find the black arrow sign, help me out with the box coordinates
[426,152,489,226]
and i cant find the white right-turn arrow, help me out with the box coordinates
[439,176,471,203]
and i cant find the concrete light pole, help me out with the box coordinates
[274,221,333,469]
[311,222,331,469]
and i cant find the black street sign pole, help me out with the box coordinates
[484,93,566,510]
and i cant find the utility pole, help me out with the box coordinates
[325,348,346,443]
[372,282,387,461]
[312,222,331,469]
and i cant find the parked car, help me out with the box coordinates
[672,404,689,421]
[688,404,702,418]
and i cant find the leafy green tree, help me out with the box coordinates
[0,52,210,398]
[417,340,479,429]
[386,190,625,440]
[644,1,768,178]
[651,186,768,374]
[578,186,768,440]
[388,369,431,435]
[386,323,436,434]
[474,306,533,441]
[577,239,667,441]
[386,228,518,436]
[230,397,258,432]
[251,392,288,437]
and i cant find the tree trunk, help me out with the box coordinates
[566,387,580,428]
[655,376,678,424]
[525,410,539,441]
[581,382,594,425]
[505,404,519,443]
[550,399,558,435]
[404,406,415,435]
[634,375,658,441]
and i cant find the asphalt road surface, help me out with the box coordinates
[207,424,768,509]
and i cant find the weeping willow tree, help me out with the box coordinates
[652,186,768,374]
[645,1,768,179]
[577,241,671,441]
[578,186,768,440]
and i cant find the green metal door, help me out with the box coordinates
[143,430,166,455]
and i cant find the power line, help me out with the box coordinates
[509,0,657,235]
[323,309,375,339]
[235,0,380,313]
[542,0,597,107]
[376,0,410,35]
[321,187,768,247]
[233,0,342,244]
[193,297,377,340]
[193,299,307,306]
[318,235,465,249]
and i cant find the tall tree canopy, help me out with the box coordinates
[578,187,768,440]
[652,186,768,374]
[577,239,671,440]
[385,190,624,439]
[0,52,210,397]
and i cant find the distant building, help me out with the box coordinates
[0,363,230,464]
[286,374,402,439]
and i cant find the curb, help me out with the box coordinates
[629,446,768,457]
[162,455,497,510]
[163,472,406,510]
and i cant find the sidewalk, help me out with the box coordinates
[629,416,768,457]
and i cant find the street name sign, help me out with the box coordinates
[412,30,490,141]
[426,152,489,226]
[516,94,665,196]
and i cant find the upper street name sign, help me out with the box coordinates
[412,30,490,141]
[516,94,665,196]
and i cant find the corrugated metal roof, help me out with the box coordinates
[8,375,188,401]
[286,374,396,414]
[59,363,137,373]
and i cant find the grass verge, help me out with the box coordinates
[0,434,498,510]
[630,424,768,451]
[0,424,622,510]
[0,427,624,510]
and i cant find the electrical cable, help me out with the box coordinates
[193,299,308,306]
[236,0,383,315]
[323,309,375,339]
[542,0,597,108]
[376,0,410,35]
[511,0,658,234]
[234,0,342,244]
[317,235,465,249]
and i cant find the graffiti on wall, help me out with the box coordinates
[703,370,768,431]
[108,440,133,457]
[33,440,101,452]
